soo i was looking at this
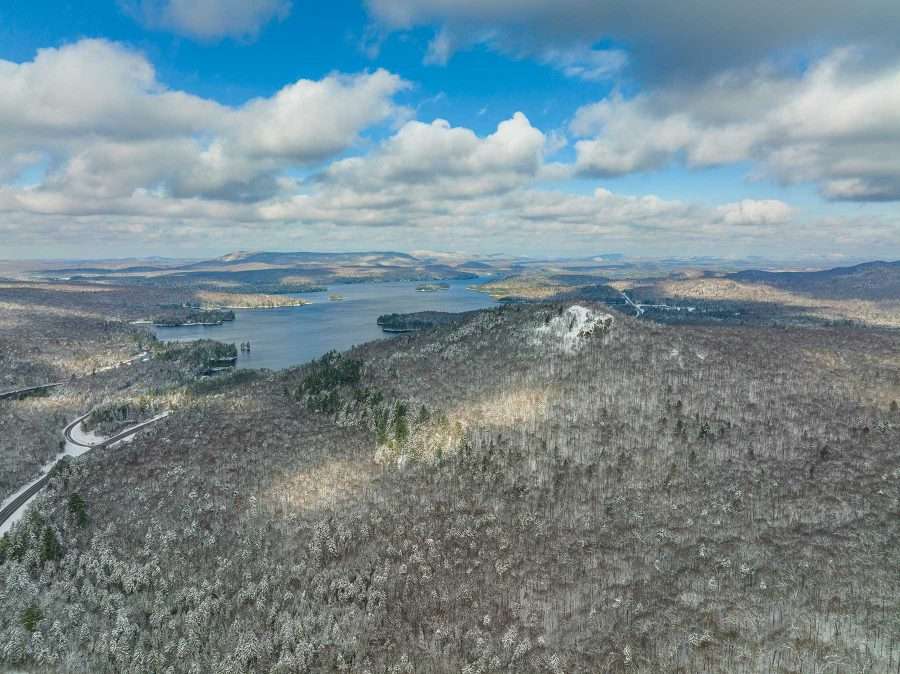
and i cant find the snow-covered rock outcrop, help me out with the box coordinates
[533,305,613,353]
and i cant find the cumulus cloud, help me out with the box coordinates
[2,39,897,258]
[124,0,291,41]
[323,112,545,195]
[253,125,804,251]
[257,113,548,225]
[716,200,793,227]
[0,40,408,202]
[365,0,900,79]
[230,70,408,161]
[0,38,220,146]
[572,49,900,201]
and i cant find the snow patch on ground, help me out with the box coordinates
[533,305,613,353]
[66,421,105,453]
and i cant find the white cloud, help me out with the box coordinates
[2,40,898,258]
[0,97,826,255]
[329,113,544,188]
[125,0,291,41]
[230,70,408,161]
[716,200,793,227]
[260,112,547,219]
[572,49,900,201]
[253,124,806,251]
[0,40,408,202]
[0,39,220,146]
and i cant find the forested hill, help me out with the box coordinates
[727,259,900,300]
[1,303,898,672]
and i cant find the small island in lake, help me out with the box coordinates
[152,308,235,327]
[377,310,478,332]
[195,290,309,309]
[328,293,345,301]
[415,282,450,292]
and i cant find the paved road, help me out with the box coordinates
[64,411,171,449]
[0,350,158,535]
[0,409,170,535]
[0,351,149,402]
[0,382,64,401]
[621,291,645,317]
[0,475,53,531]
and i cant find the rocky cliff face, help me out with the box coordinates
[533,304,614,353]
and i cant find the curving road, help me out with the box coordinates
[0,350,160,535]
[64,410,171,449]
[0,408,170,536]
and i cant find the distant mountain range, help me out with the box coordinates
[33,250,499,293]
[24,252,900,303]
[211,250,419,266]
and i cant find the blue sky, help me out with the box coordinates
[1,1,604,136]
[1,0,898,259]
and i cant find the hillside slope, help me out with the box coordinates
[0,304,898,672]
[728,260,900,300]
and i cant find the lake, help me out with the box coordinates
[152,278,498,370]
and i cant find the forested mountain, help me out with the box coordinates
[727,260,900,300]
[1,302,897,672]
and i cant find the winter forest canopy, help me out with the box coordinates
[2,0,900,671]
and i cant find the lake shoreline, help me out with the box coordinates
[152,278,496,371]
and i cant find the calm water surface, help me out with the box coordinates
[152,278,497,370]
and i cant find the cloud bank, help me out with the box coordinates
[1,38,898,258]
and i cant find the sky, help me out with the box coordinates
[1,0,899,260]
